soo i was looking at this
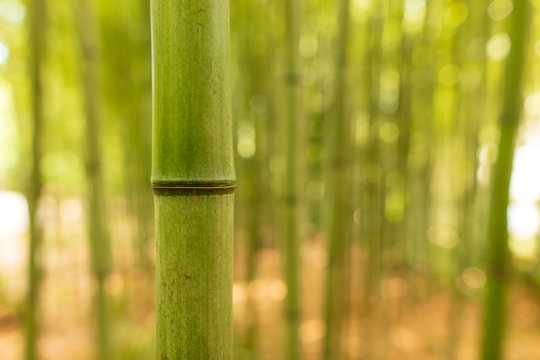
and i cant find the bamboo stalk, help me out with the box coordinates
[480,1,530,359]
[363,3,387,359]
[282,0,304,358]
[364,0,384,313]
[74,0,112,358]
[151,0,235,358]
[25,0,45,358]
[323,0,351,359]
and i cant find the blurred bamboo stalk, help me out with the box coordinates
[282,0,304,358]
[323,0,351,359]
[74,0,112,358]
[25,0,46,359]
[364,0,384,318]
[481,1,531,359]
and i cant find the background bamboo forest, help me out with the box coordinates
[2,0,540,359]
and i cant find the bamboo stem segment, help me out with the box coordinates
[151,0,235,358]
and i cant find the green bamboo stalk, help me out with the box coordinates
[448,6,491,359]
[462,3,489,272]
[231,0,272,352]
[138,0,153,273]
[364,0,384,311]
[151,0,235,358]
[362,3,391,359]
[127,0,153,272]
[282,0,304,359]
[323,0,351,359]
[26,0,45,359]
[480,1,530,359]
[396,1,412,274]
[74,0,112,358]
[124,9,153,272]
[415,0,435,287]
[353,0,374,255]
[98,0,153,272]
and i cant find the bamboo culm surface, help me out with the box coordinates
[151,0,235,359]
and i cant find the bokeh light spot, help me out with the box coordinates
[487,33,511,61]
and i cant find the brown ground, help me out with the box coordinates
[1,229,540,360]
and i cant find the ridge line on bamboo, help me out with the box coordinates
[151,180,237,195]
[152,180,237,188]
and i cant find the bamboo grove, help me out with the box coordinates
[2,0,540,359]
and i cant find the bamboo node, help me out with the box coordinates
[151,180,237,195]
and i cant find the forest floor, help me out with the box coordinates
[235,238,540,360]
[1,230,540,359]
